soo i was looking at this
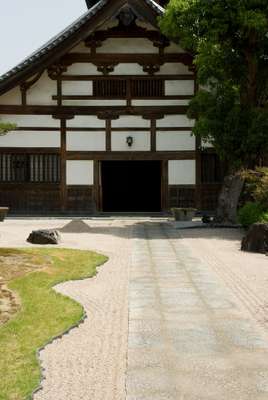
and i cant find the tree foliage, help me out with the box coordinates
[160,0,268,170]
[0,121,16,135]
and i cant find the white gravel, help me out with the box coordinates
[1,220,268,399]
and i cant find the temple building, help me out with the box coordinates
[0,0,223,215]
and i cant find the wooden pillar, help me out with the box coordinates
[195,137,202,210]
[93,160,101,213]
[106,119,111,151]
[194,71,202,210]
[60,118,67,212]
[151,119,156,152]
[161,160,169,211]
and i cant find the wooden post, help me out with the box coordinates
[161,160,169,211]
[151,119,156,152]
[60,118,67,212]
[106,119,111,151]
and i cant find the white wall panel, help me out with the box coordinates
[97,38,158,54]
[156,132,195,151]
[67,116,105,128]
[66,63,102,75]
[111,63,145,75]
[0,114,60,127]
[156,115,195,128]
[112,116,150,128]
[0,87,21,105]
[169,160,196,185]
[0,131,60,148]
[165,80,195,96]
[62,81,93,95]
[132,99,190,106]
[63,100,126,106]
[156,63,192,75]
[27,73,57,105]
[111,132,150,151]
[67,132,105,151]
[66,160,94,185]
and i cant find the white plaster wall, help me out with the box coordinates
[165,80,195,96]
[66,160,94,185]
[165,42,185,54]
[157,115,195,128]
[111,63,145,75]
[0,114,60,127]
[0,87,21,105]
[67,116,105,128]
[67,132,106,151]
[97,38,158,54]
[66,63,102,75]
[111,132,150,151]
[0,131,60,148]
[156,132,195,151]
[27,72,57,105]
[63,100,126,106]
[132,99,190,106]
[112,116,150,128]
[62,81,93,95]
[156,63,193,75]
[169,160,196,185]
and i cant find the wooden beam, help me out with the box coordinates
[106,119,111,151]
[61,53,193,66]
[151,119,156,152]
[59,75,194,81]
[0,105,189,115]
[66,151,196,161]
[60,119,67,212]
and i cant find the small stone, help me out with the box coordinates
[27,230,61,245]
[241,223,268,254]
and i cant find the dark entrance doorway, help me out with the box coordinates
[101,161,162,212]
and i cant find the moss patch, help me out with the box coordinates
[0,248,107,400]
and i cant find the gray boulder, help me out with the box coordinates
[241,223,268,254]
[27,229,60,245]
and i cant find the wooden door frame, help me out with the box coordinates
[96,158,166,213]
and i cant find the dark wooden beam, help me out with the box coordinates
[0,105,189,116]
[59,74,194,81]
[106,119,111,151]
[66,151,196,161]
[60,119,67,212]
[61,53,193,66]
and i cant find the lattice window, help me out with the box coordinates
[130,79,164,97]
[93,79,164,98]
[0,154,60,183]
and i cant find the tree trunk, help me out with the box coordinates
[214,172,244,225]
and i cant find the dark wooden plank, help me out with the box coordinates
[0,105,189,115]
[66,151,196,161]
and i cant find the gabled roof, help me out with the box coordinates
[0,0,164,95]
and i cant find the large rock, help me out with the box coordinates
[241,223,268,254]
[27,229,60,245]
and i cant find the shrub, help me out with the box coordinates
[238,202,264,228]
[241,168,268,209]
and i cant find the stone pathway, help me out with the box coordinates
[127,223,268,399]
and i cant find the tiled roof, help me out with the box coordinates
[0,0,164,86]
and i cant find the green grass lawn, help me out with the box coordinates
[0,248,107,400]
